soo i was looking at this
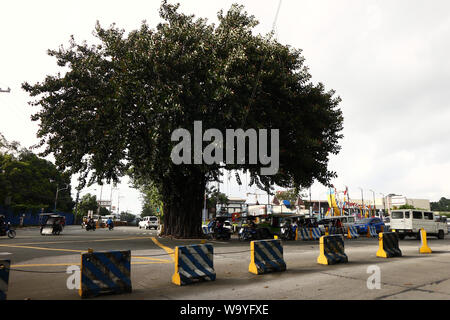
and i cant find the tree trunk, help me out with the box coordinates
[162,169,206,238]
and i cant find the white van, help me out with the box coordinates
[390,210,448,239]
[138,216,160,230]
[318,215,357,234]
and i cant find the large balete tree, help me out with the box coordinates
[23,2,343,238]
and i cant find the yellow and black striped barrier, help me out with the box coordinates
[172,244,216,286]
[419,228,432,254]
[317,235,348,265]
[249,239,286,274]
[0,260,10,300]
[376,232,402,258]
[79,249,132,298]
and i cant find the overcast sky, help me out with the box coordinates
[1,0,449,214]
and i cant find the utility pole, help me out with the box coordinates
[358,187,364,217]
[54,184,69,212]
[369,189,376,217]
[74,188,81,225]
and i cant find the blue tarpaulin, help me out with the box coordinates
[0,206,74,225]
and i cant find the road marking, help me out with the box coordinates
[10,259,172,268]
[0,252,12,255]
[1,245,85,253]
[151,237,175,262]
[0,236,154,247]
[132,256,172,263]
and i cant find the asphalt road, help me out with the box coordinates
[1,226,450,300]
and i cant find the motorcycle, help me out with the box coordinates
[238,226,258,241]
[211,226,231,240]
[107,223,114,231]
[85,221,96,231]
[280,224,297,241]
[0,222,16,239]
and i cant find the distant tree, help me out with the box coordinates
[23,2,343,237]
[78,193,98,216]
[206,185,229,210]
[132,178,164,218]
[431,197,450,212]
[397,204,415,210]
[99,206,111,216]
[141,203,156,218]
[274,188,307,205]
[0,138,73,213]
[120,211,135,223]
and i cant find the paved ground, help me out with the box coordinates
[1,225,450,300]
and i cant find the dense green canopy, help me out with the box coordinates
[23,2,343,237]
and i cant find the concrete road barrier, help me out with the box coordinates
[0,260,10,300]
[310,227,322,240]
[376,232,402,258]
[172,244,216,286]
[249,239,286,274]
[317,235,348,265]
[419,228,432,254]
[298,228,310,240]
[367,226,377,238]
[79,250,132,298]
[347,226,359,239]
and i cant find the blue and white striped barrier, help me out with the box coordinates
[328,226,337,235]
[298,228,310,240]
[0,260,10,301]
[310,227,322,240]
[368,226,378,238]
[249,239,286,274]
[172,244,216,286]
[79,250,132,298]
[347,226,359,239]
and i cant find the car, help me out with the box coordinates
[317,216,357,235]
[138,216,160,230]
[390,210,448,239]
[383,217,390,229]
[353,217,385,234]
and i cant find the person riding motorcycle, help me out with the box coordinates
[86,217,96,230]
[106,217,114,230]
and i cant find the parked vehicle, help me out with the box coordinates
[39,214,65,235]
[390,210,448,239]
[317,216,357,234]
[238,226,258,241]
[280,223,297,240]
[353,217,385,234]
[383,217,391,230]
[139,216,160,230]
[207,217,231,240]
[255,213,301,239]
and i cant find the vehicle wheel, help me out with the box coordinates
[415,232,421,240]
[438,230,444,239]
[398,234,405,240]
[7,230,16,238]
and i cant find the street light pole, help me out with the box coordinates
[54,184,69,212]
[379,193,386,219]
[369,189,376,217]
[358,187,364,217]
